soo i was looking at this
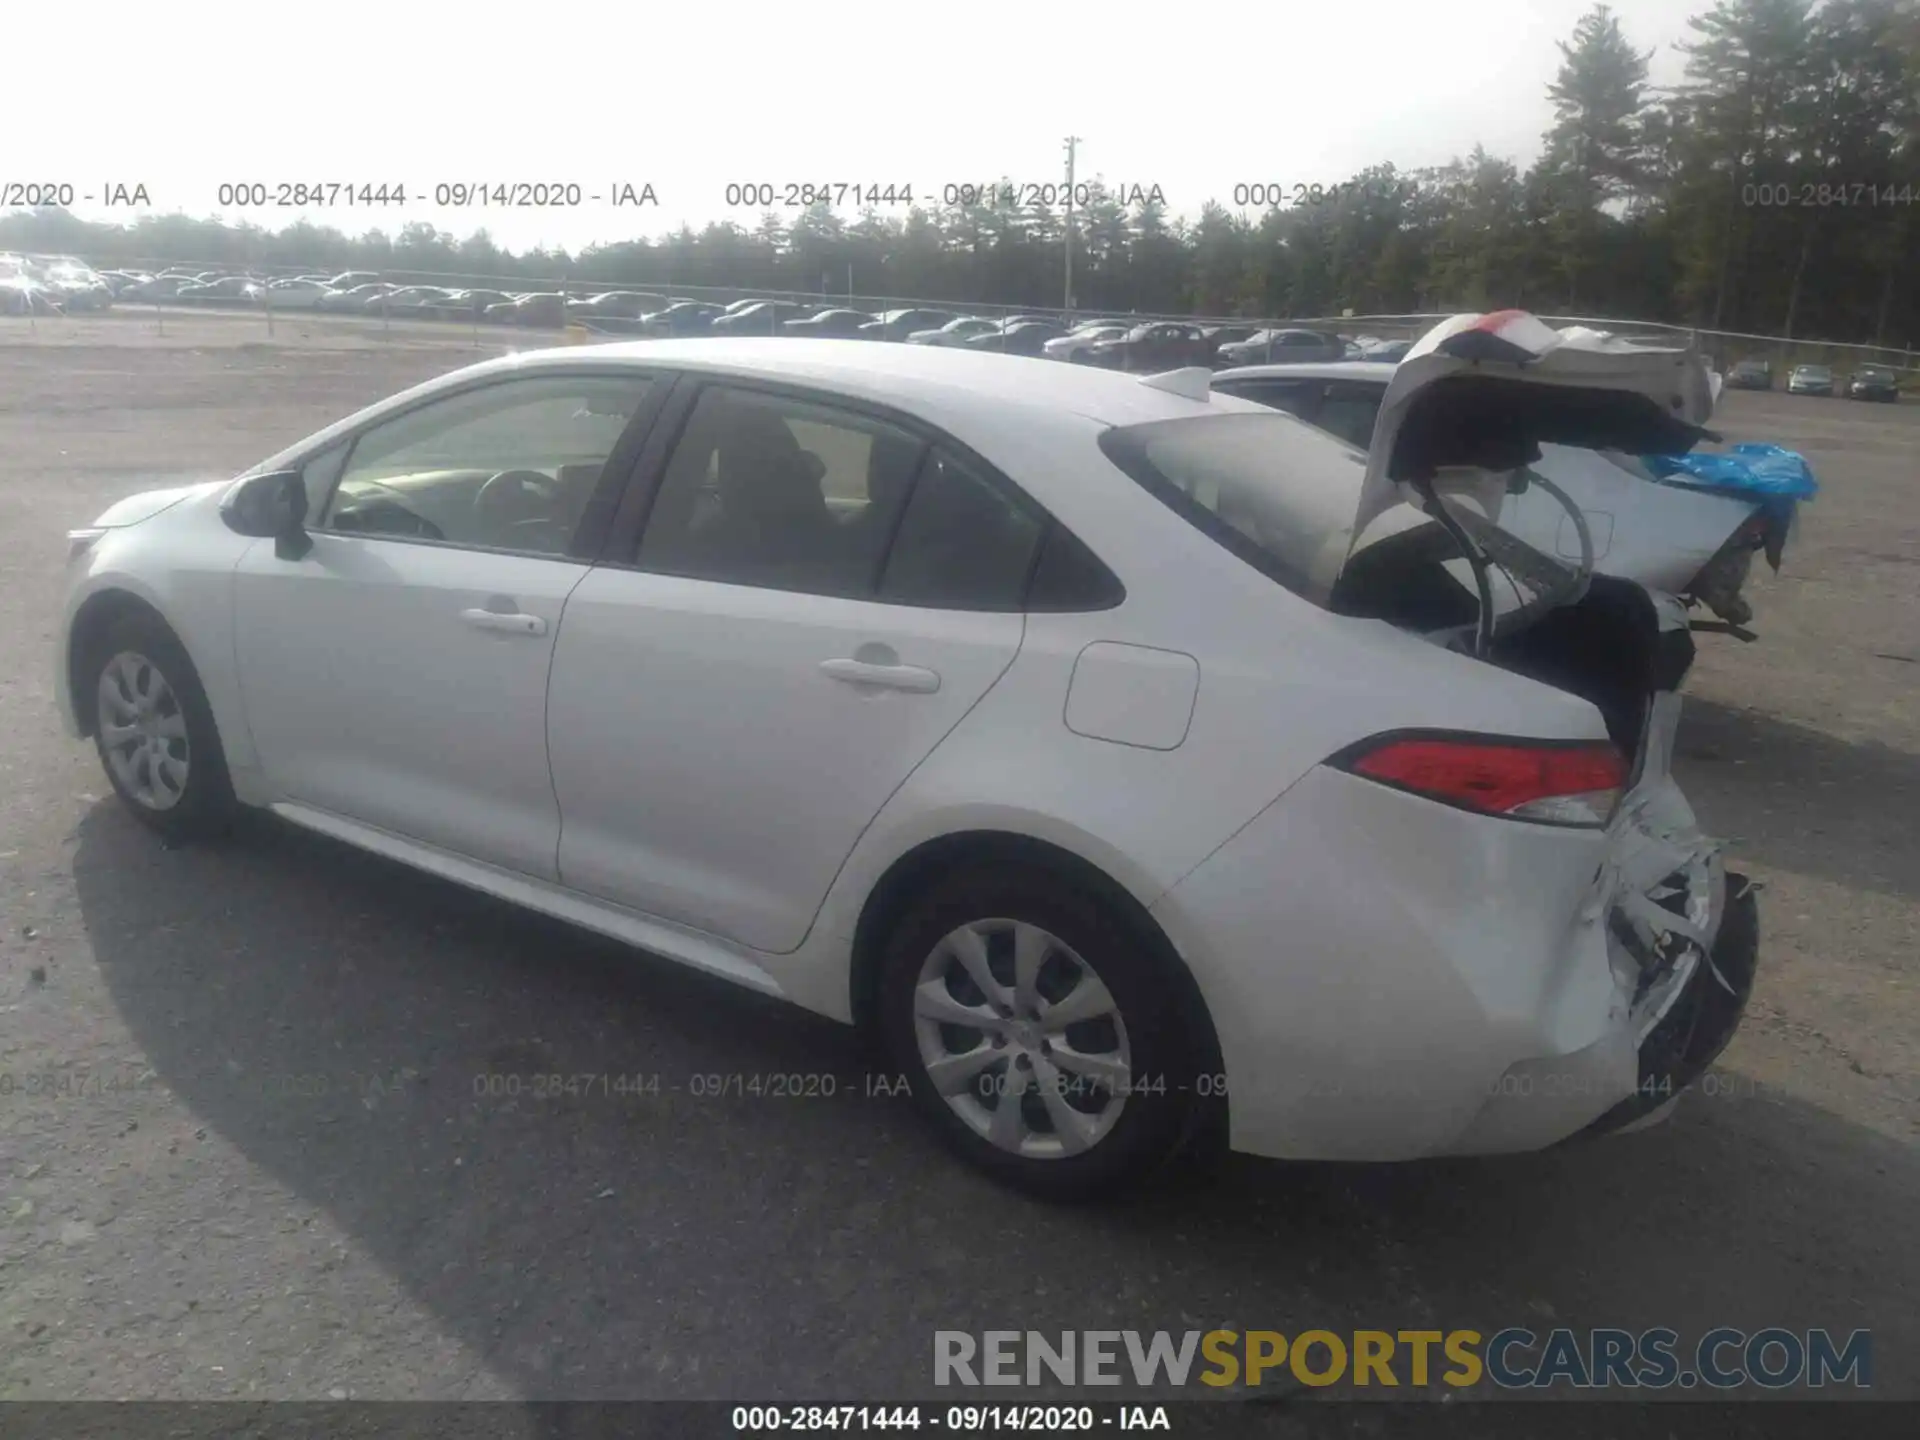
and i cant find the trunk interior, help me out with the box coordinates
[1331,534,1692,763]
[1488,578,1693,766]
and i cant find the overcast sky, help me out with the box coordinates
[10,0,1702,253]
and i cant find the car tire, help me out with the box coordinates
[87,612,237,843]
[876,864,1206,1202]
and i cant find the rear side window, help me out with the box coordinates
[878,449,1045,610]
[635,385,927,596]
[1027,523,1125,611]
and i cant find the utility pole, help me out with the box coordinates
[1063,135,1080,319]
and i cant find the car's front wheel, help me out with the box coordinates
[877,865,1209,1200]
[87,612,237,842]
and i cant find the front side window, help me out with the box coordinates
[318,374,652,556]
[635,386,927,596]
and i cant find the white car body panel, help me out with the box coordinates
[232,535,589,878]
[546,571,1025,955]
[56,331,1748,1166]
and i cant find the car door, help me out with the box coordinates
[231,370,662,878]
[546,380,1043,954]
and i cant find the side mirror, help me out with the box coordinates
[221,469,312,559]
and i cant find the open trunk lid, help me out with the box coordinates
[1347,311,1719,560]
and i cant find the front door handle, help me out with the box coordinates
[460,608,548,637]
[818,658,941,693]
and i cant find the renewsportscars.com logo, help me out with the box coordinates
[933,1328,1872,1391]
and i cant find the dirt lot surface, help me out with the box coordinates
[0,309,1915,1404]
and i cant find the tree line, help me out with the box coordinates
[5,0,1916,345]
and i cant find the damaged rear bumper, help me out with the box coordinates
[1578,869,1760,1137]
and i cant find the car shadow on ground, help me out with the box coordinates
[76,805,1920,1401]
[1675,698,1920,903]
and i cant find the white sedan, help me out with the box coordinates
[905,317,1003,347]
[259,278,334,310]
[56,320,1758,1198]
[1043,323,1130,362]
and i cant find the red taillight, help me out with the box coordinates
[1336,735,1628,827]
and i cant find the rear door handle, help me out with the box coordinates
[818,658,941,693]
[460,608,548,637]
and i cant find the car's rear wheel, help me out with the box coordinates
[876,865,1205,1201]
[88,612,236,842]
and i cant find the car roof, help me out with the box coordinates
[1212,360,1398,383]
[406,337,1237,441]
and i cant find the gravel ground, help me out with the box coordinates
[0,309,1915,1403]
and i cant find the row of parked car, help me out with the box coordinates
[1723,355,1902,401]
[5,255,1421,369]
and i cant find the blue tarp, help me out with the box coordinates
[1639,443,1819,521]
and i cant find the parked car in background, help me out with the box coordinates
[1725,358,1773,390]
[1786,364,1835,396]
[1075,322,1214,371]
[433,289,512,320]
[709,300,815,334]
[259,279,334,310]
[566,291,665,321]
[1201,325,1258,347]
[488,292,569,327]
[1043,323,1131,362]
[1846,366,1901,402]
[781,307,878,337]
[1351,338,1414,363]
[125,274,196,302]
[906,316,1001,347]
[961,320,1069,356]
[1,277,63,315]
[327,272,384,289]
[639,300,726,336]
[318,282,395,313]
[176,276,265,305]
[1,255,67,314]
[1212,354,1792,634]
[55,324,1756,1198]
[1215,328,1346,367]
[859,308,957,343]
[26,256,114,310]
[374,286,458,318]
